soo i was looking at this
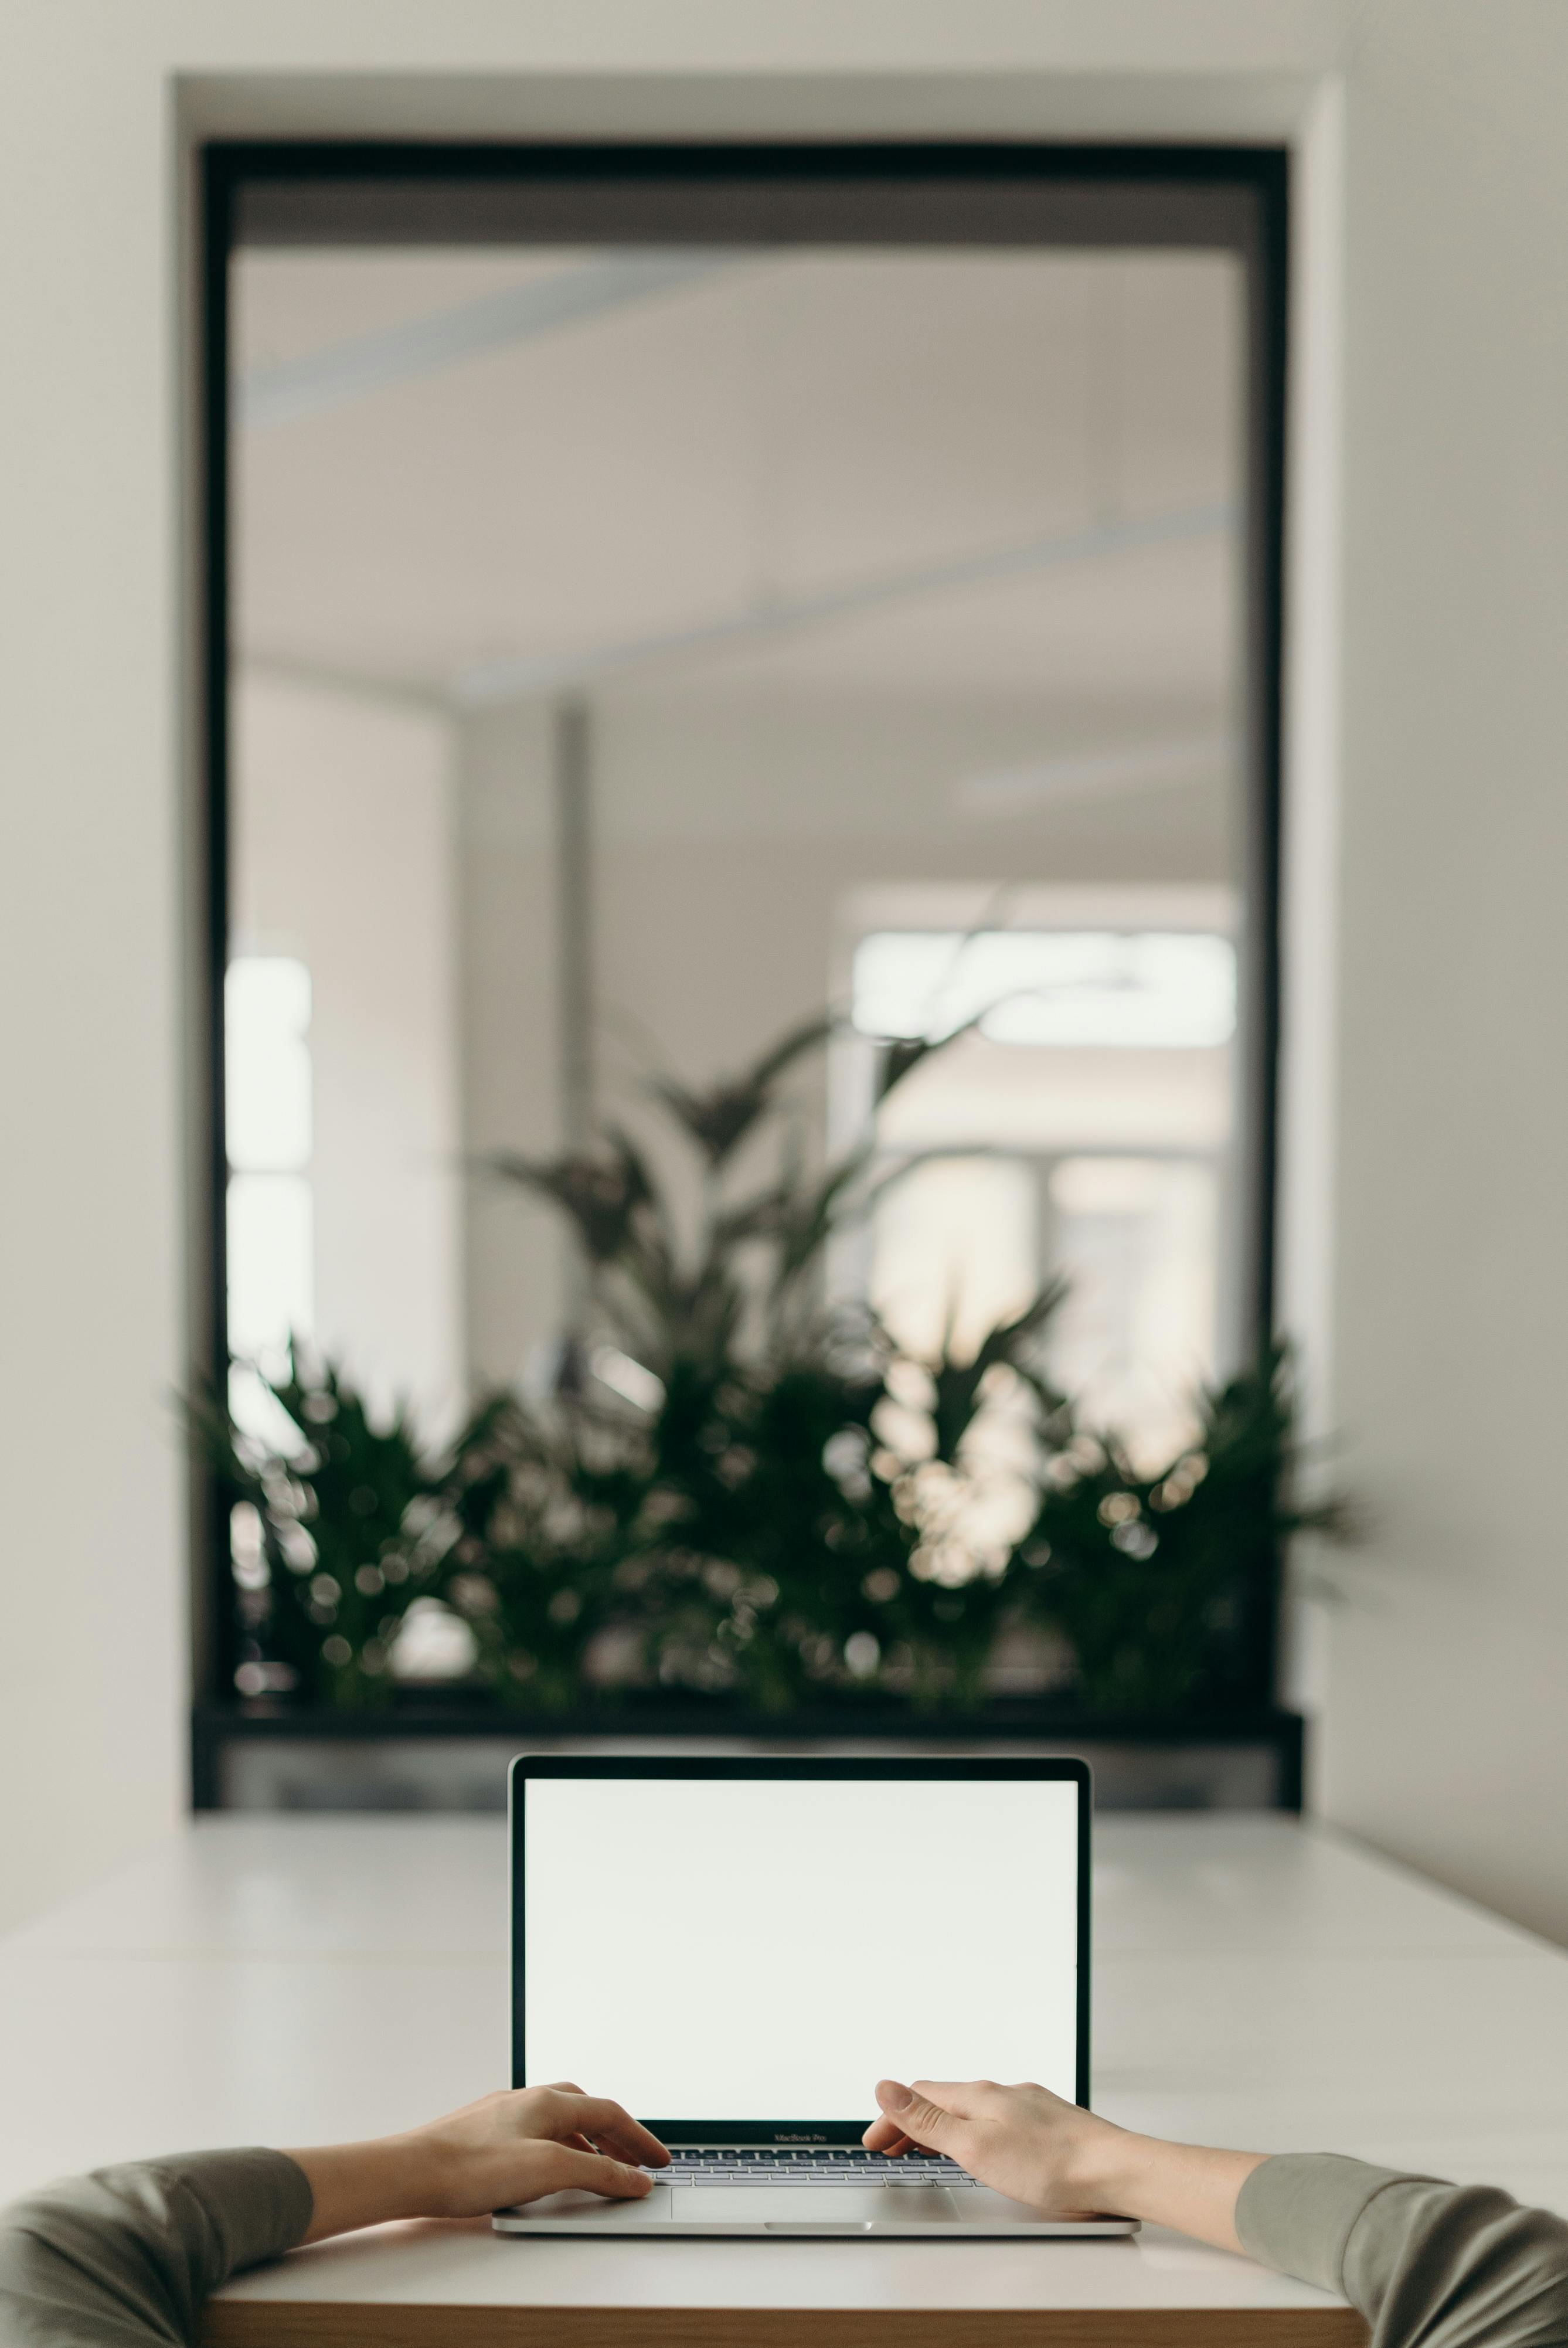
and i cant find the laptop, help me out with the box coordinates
[495,1754,1135,2238]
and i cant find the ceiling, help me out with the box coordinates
[233,243,1243,719]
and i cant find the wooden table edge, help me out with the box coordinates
[206,2302,1368,2346]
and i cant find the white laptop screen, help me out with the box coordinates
[519,1770,1082,2124]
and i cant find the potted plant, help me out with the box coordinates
[199,1015,1348,1737]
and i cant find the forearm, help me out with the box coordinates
[285,2136,434,2245]
[0,2152,311,2347]
[867,2075,1568,2346]
[1043,2120,1568,2348]
[1073,2124,1267,2251]
[1238,2156,1568,2347]
[284,2128,539,2243]
[0,2088,658,2347]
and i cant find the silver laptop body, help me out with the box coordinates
[495,1754,1134,2240]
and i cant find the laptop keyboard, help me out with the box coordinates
[648,2149,978,2187]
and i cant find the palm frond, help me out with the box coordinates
[649,1012,836,1169]
[926,1279,1070,1462]
[872,1011,987,1103]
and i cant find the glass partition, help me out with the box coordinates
[204,151,1284,1734]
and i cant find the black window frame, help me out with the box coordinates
[195,138,1288,1748]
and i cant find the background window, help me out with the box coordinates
[224,956,314,1437]
[207,154,1283,1738]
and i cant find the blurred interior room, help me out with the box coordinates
[230,232,1247,1451]
[209,158,1291,1809]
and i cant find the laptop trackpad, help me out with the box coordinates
[679,2187,958,2225]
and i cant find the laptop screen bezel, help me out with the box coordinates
[509,1752,1092,2144]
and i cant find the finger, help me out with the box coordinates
[873,2079,964,2156]
[522,2145,653,2203]
[580,2125,665,2167]
[907,2079,1004,2123]
[543,2081,587,2096]
[549,2094,670,2168]
[860,2114,914,2154]
[538,2102,613,2159]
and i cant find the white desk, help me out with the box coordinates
[3,1814,1566,2344]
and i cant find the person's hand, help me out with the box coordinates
[289,2084,669,2242]
[383,2083,669,2216]
[863,2077,1118,2213]
[863,2077,1266,2248]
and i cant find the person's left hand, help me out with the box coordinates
[861,2077,1113,2211]
[290,2084,669,2240]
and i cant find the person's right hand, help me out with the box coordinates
[862,2077,1121,2213]
[289,2084,669,2242]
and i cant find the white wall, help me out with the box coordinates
[1315,0,1568,1947]
[233,673,462,1431]
[0,32,183,1932]
[5,0,1568,1944]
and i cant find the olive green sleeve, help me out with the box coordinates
[1238,2152,1568,2347]
[0,2150,313,2346]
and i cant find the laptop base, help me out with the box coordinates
[494,2184,1138,2237]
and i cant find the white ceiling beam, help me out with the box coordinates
[238,250,753,431]
[953,730,1234,814]
[237,651,449,713]
[453,502,1233,709]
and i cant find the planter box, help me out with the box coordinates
[193,1697,1304,1814]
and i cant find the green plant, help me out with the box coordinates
[196,1349,454,1708]
[1018,1345,1349,1714]
[206,1015,1349,1717]
[461,1021,1067,1706]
